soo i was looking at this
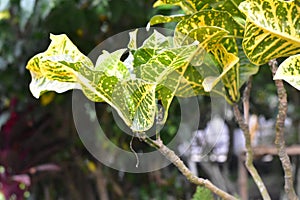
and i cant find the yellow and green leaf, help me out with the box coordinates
[174,26,229,49]
[203,44,239,102]
[95,49,130,79]
[239,0,300,65]
[274,54,300,90]
[135,42,200,123]
[148,14,189,27]
[175,10,244,39]
[153,0,210,14]
[26,34,157,132]
[26,34,93,98]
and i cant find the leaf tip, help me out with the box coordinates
[202,76,218,92]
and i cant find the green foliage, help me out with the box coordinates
[192,186,214,200]
[239,0,300,65]
[21,0,300,199]
[26,0,300,132]
[26,30,209,132]
[151,0,300,99]
[150,0,246,103]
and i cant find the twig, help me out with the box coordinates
[139,133,237,200]
[270,59,298,200]
[237,77,253,200]
[233,102,271,200]
[243,76,252,123]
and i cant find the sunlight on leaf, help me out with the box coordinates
[26,34,157,132]
[239,0,300,65]
[149,14,188,26]
[274,54,300,90]
[95,49,130,79]
[206,44,240,102]
[112,79,157,132]
[176,10,244,38]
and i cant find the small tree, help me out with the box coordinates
[25,0,300,199]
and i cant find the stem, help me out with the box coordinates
[140,133,237,200]
[233,103,271,200]
[270,59,298,200]
[243,76,252,123]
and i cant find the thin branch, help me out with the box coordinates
[269,59,298,200]
[233,103,271,200]
[243,76,252,123]
[252,145,300,157]
[139,133,237,200]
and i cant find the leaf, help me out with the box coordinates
[26,34,157,132]
[133,30,171,67]
[274,54,300,90]
[153,0,209,14]
[135,44,198,82]
[210,0,245,22]
[239,0,300,65]
[128,29,138,50]
[176,10,244,38]
[141,30,171,50]
[95,49,130,79]
[238,44,259,87]
[192,186,214,200]
[151,0,246,24]
[218,37,240,101]
[135,41,201,123]
[112,79,157,132]
[148,14,188,26]
[174,26,229,49]
[167,65,206,97]
[239,63,259,86]
[26,34,93,98]
[203,76,218,92]
[203,44,240,102]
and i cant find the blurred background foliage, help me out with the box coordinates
[1,0,300,200]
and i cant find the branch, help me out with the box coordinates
[139,133,237,200]
[252,145,300,157]
[270,59,298,200]
[233,103,271,200]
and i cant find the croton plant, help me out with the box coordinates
[24,0,299,199]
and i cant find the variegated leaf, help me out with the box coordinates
[26,34,94,98]
[151,0,245,26]
[203,44,240,102]
[274,54,300,90]
[211,0,245,22]
[26,34,157,132]
[153,0,245,16]
[111,79,157,132]
[95,49,130,79]
[128,29,138,50]
[219,37,240,101]
[239,0,300,65]
[133,30,171,67]
[176,10,244,38]
[136,44,198,82]
[148,14,189,26]
[174,26,229,49]
[153,0,210,14]
[238,44,259,87]
[136,44,200,123]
